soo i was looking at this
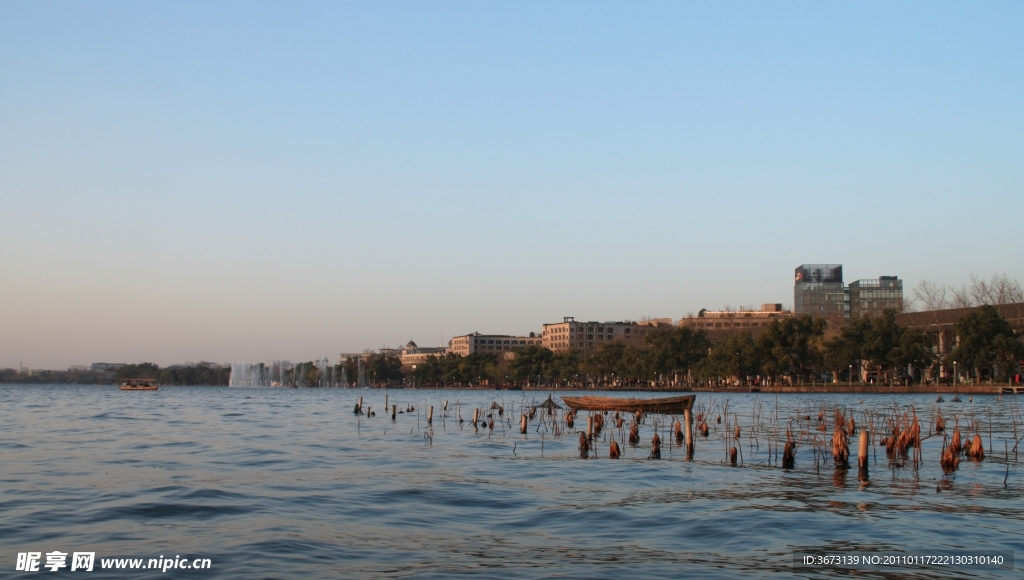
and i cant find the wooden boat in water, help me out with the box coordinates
[561,394,695,414]
[119,378,159,391]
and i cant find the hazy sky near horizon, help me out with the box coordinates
[2,2,1022,369]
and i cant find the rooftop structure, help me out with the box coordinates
[794,264,848,317]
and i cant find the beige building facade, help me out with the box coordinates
[400,341,447,369]
[541,317,671,353]
[448,333,542,356]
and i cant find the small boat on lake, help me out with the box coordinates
[561,394,695,414]
[119,378,159,391]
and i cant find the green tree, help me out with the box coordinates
[546,350,582,382]
[859,310,901,380]
[757,315,826,381]
[507,345,554,381]
[817,334,859,383]
[615,345,650,380]
[888,327,934,382]
[951,305,1024,381]
[366,354,404,382]
[828,310,934,384]
[697,332,760,380]
[645,326,710,380]
[457,352,500,383]
[581,341,629,378]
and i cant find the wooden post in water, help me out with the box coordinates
[472,408,479,426]
[443,400,448,412]
[587,415,594,441]
[858,429,869,479]
[520,414,527,434]
[358,397,363,414]
[391,404,396,421]
[684,408,694,458]
[428,405,433,425]
[384,394,388,412]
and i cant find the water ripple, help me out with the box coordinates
[1,385,1021,579]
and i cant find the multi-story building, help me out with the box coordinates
[794,264,848,317]
[447,333,543,356]
[400,341,447,369]
[677,304,794,337]
[848,276,903,318]
[541,317,671,353]
[794,264,903,319]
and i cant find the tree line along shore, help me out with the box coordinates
[0,363,231,386]
[7,305,1018,389]
[404,306,1022,389]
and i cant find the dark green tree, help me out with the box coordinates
[459,352,500,384]
[645,326,710,379]
[818,334,859,383]
[951,305,1024,381]
[546,350,582,382]
[757,315,826,380]
[507,345,554,381]
[697,332,760,380]
[581,341,629,378]
[366,354,403,382]
[889,327,934,382]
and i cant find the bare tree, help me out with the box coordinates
[935,273,1024,309]
[984,273,1023,304]
[950,283,973,308]
[913,280,950,311]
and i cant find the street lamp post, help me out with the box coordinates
[849,364,853,387]
[953,361,957,386]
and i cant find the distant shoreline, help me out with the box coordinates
[6,382,1015,394]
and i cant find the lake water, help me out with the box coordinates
[1,385,1021,579]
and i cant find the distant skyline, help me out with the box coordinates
[2,2,1022,369]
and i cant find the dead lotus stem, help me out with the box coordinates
[966,433,985,460]
[628,421,640,446]
[578,431,590,458]
[827,422,851,473]
[782,428,796,469]
[941,434,959,471]
[950,427,962,456]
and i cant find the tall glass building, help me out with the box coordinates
[848,276,903,318]
[794,264,848,317]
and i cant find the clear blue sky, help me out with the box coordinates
[2,2,1022,369]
